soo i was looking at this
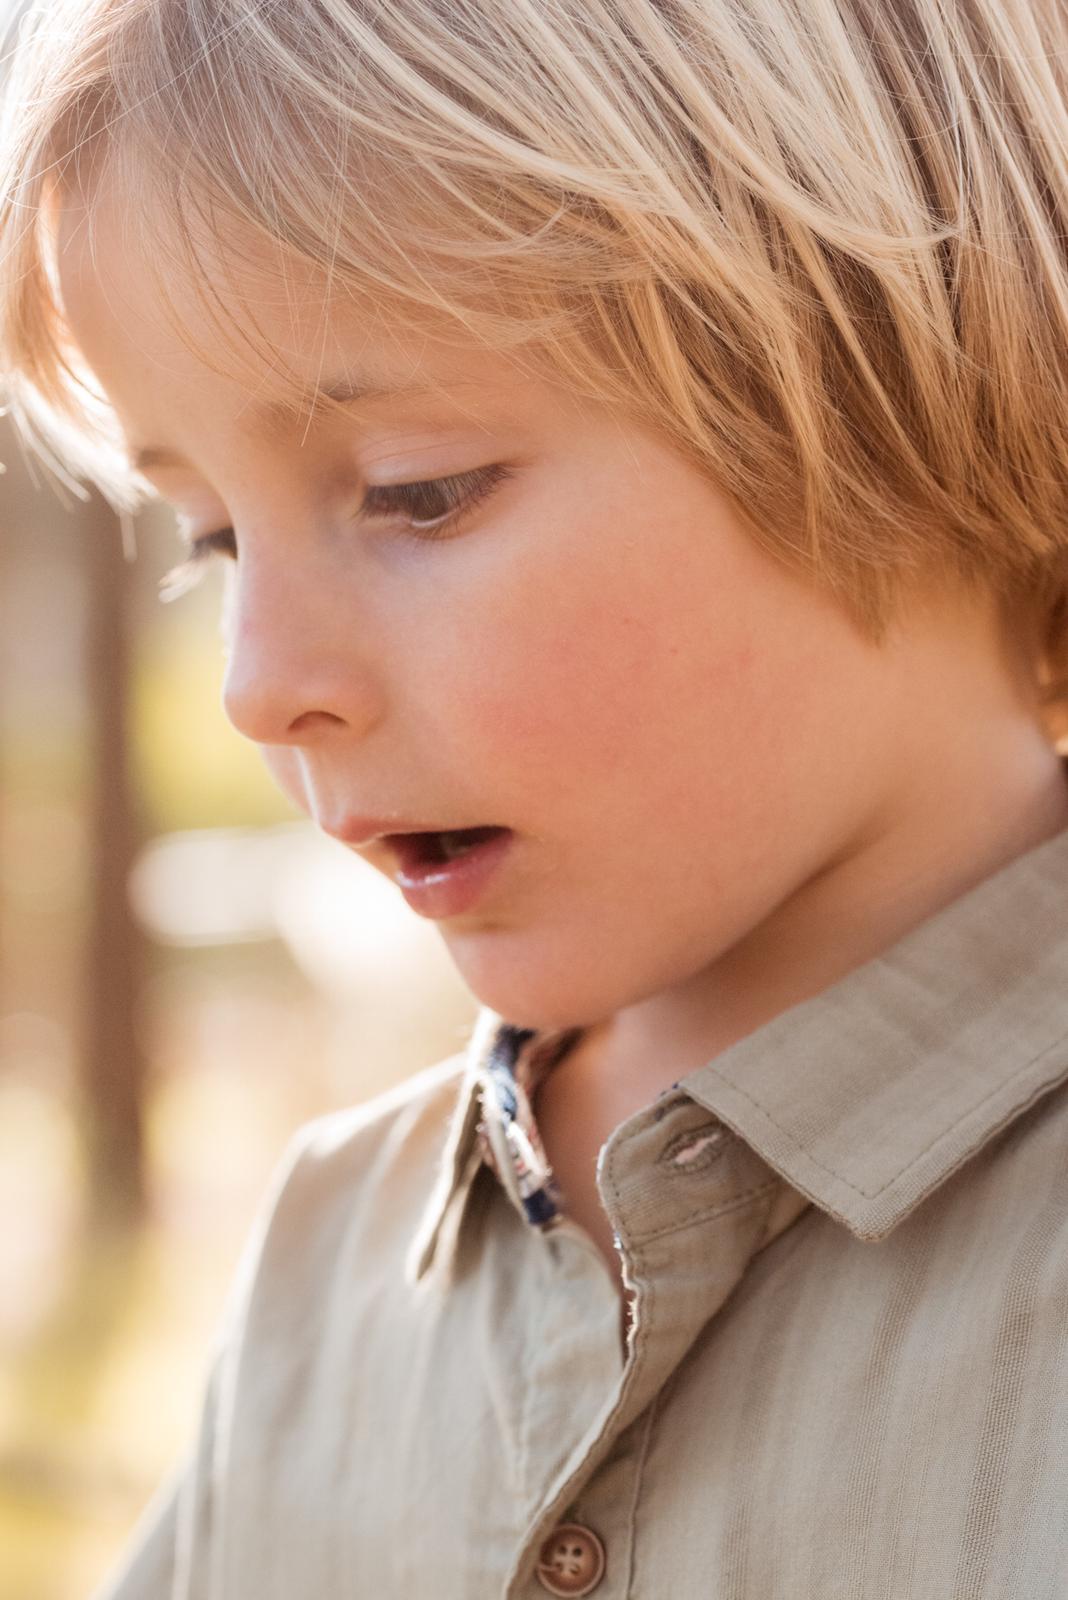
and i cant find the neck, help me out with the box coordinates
[557,732,1068,1112]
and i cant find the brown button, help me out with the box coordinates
[535,1521,606,1596]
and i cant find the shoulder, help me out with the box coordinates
[285,1048,470,1180]
[880,1073,1068,1314]
[274,1047,469,1225]
[218,1048,471,1328]
[981,1070,1068,1235]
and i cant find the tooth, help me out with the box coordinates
[439,830,477,860]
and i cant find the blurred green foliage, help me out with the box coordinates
[133,640,293,833]
[129,543,294,834]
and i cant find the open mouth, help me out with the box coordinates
[389,825,511,868]
[383,825,516,916]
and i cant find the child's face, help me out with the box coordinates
[58,185,978,1030]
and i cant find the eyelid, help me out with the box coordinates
[158,528,236,602]
[361,463,512,534]
[157,462,511,602]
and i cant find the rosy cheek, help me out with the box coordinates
[465,611,663,770]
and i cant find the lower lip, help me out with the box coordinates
[391,830,516,919]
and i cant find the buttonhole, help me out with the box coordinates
[660,1122,729,1171]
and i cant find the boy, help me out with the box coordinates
[3,0,1068,1592]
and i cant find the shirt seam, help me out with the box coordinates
[516,1225,559,1506]
[622,1399,659,1600]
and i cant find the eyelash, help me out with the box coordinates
[159,463,513,603]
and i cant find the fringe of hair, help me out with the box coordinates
[2,0,1068,738]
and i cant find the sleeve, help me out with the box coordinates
[87,1339,226,1600]
[87,1456,186,1600]
[86,1119,323,1600]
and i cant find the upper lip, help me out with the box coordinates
[322,817,453,848]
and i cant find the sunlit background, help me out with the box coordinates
[0,403,480,1600]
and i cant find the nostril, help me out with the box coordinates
[288,709,347,734]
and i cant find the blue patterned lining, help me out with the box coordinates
[474,1021,578,1229]
[473,1019,689,1233]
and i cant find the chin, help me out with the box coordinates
[439,927,621,1034]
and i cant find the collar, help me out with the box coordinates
[405,1003,502,1284]
[408,788,1068,1280]
[405,1008,583,1284]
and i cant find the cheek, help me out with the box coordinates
[450,577,755,789]
[442,550,858,854]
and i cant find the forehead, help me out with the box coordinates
[55,174,555,454]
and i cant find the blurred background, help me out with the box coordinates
[0,415,480,1598]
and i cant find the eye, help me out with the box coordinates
[158,528,237,603]
[361,464,512,537]
[158,464,512,603]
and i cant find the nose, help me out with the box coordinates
[219,555,382,748]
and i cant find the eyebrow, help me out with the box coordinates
[130,376,448,473]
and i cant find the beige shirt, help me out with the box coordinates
[93,807,1068,1598]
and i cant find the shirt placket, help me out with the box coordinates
[486,1081,800,1596]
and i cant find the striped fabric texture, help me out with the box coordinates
[93,771,1068,1599]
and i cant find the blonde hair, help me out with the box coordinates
[3,0,1068,735]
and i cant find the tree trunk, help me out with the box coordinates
[82,493,149,1230]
